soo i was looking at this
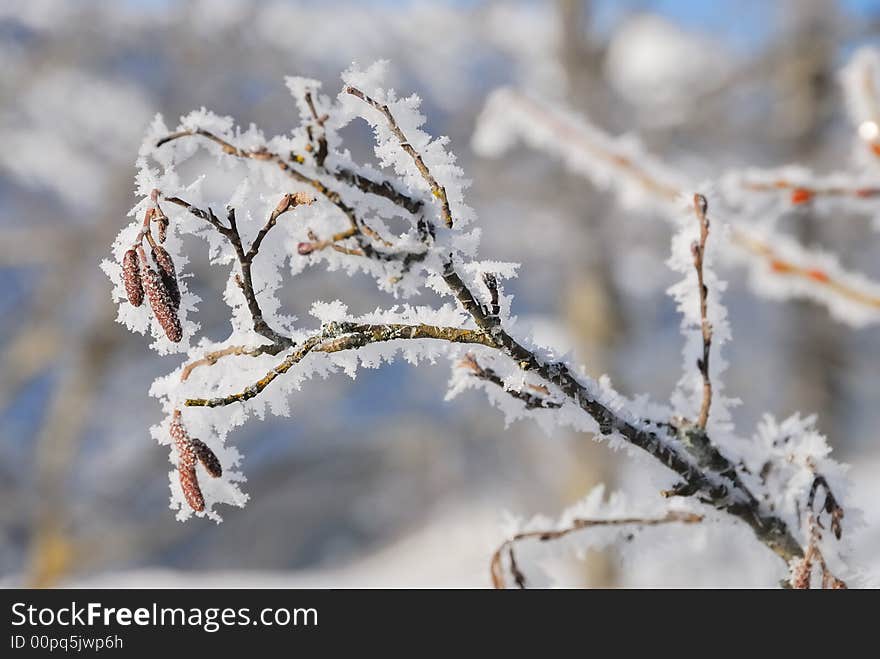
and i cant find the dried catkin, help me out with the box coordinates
[190,438,223,478]
[151,245,180,311]
[122,249,144,307]
[170,413,205,512]
[141,258,182,342]
[178,462,204,512]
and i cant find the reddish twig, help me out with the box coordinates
[691,194,713,430]
[490,511,703,589]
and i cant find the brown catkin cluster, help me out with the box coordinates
[170,412,223,512]
[140,258,182,342]
[152,245,180,311]
[122,249,144,307]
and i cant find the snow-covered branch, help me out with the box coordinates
[104,62,852,587]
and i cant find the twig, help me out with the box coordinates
[247,192,314,261]
[791,515,847,589]
[184,322,497,408]
[344,85,453,228]
[730,228,880,310]
[739,179,880,204]
[790,471,846,589]
[807,474,844,541]
[691,194,713,430]
[163,195,295,351]
[180,345,266,382]
[156,129,424,263]
[303,90,329,168]
[459,353,561,410]
[334,167,424,214]
[490,511,704,589]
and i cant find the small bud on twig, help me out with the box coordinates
[297,242,315,255]
[791,188,814,205]
[149,190,169,243]
[274,194,293,216]
[694,192,708,217]
[122,249,144,307]
[157,217,168,243]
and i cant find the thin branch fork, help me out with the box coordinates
[157,129,426,265]
[791,475,847,589]
[248,192,314,260]
[807,473,844,541]
[303,90,329,168]
[791,519,847,589]
[490,511,704,589]
[297,93,415,247]
[344,85,454,228]
[804,473,846,588]
[162,194,302,351]
[156,127,422,221]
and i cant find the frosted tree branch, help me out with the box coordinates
[103,63,854,587]
[157,129,429,270]
[459,353,562,410]
[183,322,496,408]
